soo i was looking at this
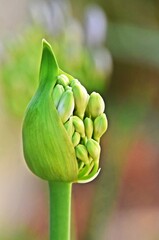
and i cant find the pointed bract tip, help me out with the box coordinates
[42,39,55,57]
[40,38,59,72]
[42,39,51,49]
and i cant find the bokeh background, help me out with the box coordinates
[0,0,159,239]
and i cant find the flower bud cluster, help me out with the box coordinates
[52,74,108,180]
[22,40,108,183]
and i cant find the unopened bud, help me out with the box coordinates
[72,131,81,147]
[75,144,89,165]
[52,84,65,107]
[57,89,74,123]
[64,118,74,138]
[86,139,101,161]
[57,74,69,87]
[94,113,108,141]
[86,92,105,118]
[65,86,72,91]
[70,79,80,88]
[71,116,85,138]
[84,117,93,139]
[72,82,88,119]
[22,40,78,182]
[22,39,107,184]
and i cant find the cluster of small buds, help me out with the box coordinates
[22,40,108,183]
[52,73,108,179]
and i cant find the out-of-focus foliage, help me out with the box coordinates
[0,230,46,240]
[107,23,159,67]
[0,1,112,119]
[74,0,159,27]
[0,27,42,118]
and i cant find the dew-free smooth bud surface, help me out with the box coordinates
[86,92,105,118]
[57,90,74,123]
[70,79,80,87]
[75,144,89,165]
[57,74,69,86]
[72,82,88,119]
[71,116,85,138]
[52,84,65,107]
[84,117,93,139]
[94,113,108,141]
[72,132,81,147]
[64,118,74,138]
[22,39,107,184]
[86,139,101,161]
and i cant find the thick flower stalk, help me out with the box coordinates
[22,40,108,240]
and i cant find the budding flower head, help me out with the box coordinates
[86,92,105,118]
[22,39,108,184]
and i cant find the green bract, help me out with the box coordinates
[22,40,108,183]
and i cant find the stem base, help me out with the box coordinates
[49,181,72,240]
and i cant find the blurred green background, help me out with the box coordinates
[0,0,159,239]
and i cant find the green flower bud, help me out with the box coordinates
[86,139,101,161]
[84,117,93,139]
[86,92,105,118]
[72,131,81,147]
[52,84,64,107]
[75,144,89,165]
[57,74,69,86]
[64,118,74,138]
[70,79,80,87]
[65,86,72,91]
[71,116,85,138]
[22,40,78,182]
[94,113,108,141]
[22,39,106,184]
[57,89,74,123]
[72,82,88,119]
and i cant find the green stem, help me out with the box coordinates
[49,181,72,240]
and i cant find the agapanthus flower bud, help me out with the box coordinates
[71,116,85,138]
[22,39,108,184]
[72,82,88,119]
[72,132,81,147]
[84,117,93,139]
[70,79,80,87]
[93,113,108,141]
[86,139,101,162]
[57,89,74,123]
[57,74,69,86]
[75,144,89,165]
[52,84,64,107]
[86,92,105,118]
[64,118,74,138]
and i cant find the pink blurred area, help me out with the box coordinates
[105,131,159,240]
